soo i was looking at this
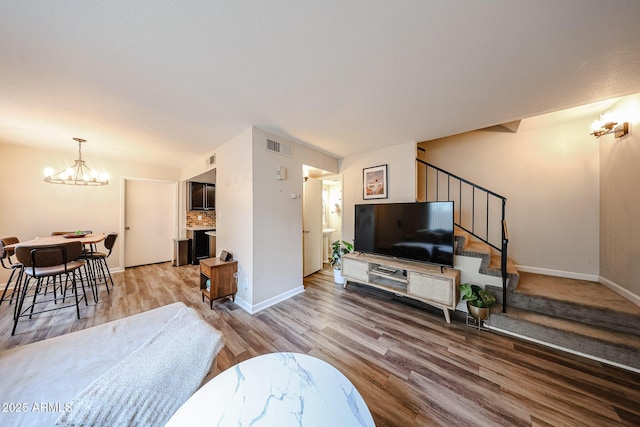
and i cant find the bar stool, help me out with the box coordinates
[12,240,88,336]
[84,232,118,299]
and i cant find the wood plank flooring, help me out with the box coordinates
[1,262,639,426]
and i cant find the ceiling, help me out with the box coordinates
[2,1,640,168]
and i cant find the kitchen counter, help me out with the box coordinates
[185,226,216,231]
[205,231,216,237]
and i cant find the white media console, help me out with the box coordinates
[342,252,460,323]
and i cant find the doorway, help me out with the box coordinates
[321,176,344,263]
[302,166,343,276]
[303,177,323,276]
[122,178,178,268]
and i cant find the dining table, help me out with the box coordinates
[4,232,106,251]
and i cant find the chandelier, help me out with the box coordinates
[43,138,109,186]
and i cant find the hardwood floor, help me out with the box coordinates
[2,262,639,426]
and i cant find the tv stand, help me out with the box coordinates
[342,252,460,323]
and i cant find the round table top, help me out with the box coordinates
[166,352,375,427]
[4,233,105,251]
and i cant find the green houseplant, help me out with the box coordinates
[330,240,354,284]
[460,283,496,322]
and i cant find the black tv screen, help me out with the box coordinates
[354,201,455,267]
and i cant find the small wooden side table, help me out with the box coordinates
[199,257,238,309]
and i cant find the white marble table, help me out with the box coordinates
[166,352,375,427]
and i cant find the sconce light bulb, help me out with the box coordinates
[601,112,617,124]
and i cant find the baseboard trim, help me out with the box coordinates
[233,297,253,313]
[236,285,305,314]
[486,324,640,374]
[514,265,598,282]
[599,276,640,307]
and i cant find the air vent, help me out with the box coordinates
[266,138,293,158]
[205,153,215,167]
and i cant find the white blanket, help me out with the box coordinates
[56,306,224,426]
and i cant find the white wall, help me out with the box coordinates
[186,126,339,312]
[250,127,338,309]
[599,94,640,301]
[341,141,418,243]
[0,142,180,285]
[214,127,254,306]
[422,117,600,277]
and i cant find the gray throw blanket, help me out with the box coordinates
[56,306,224,427]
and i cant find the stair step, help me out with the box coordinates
[515,272,640,314]
[454,227,520,290]
[486,307,640,372]
[489,273,640,337]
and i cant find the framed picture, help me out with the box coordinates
[363,164,388,199]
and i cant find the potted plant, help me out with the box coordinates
[460,283,497,322]
[330,240,354,284]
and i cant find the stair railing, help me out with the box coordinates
[417,157,509,313]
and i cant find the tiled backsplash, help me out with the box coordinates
[186,211,216,227]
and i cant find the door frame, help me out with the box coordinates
[119,176,180,270]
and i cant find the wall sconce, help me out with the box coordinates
[590,112,629,138]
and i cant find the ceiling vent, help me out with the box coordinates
[266,138,293,158]
[206,153,215,166]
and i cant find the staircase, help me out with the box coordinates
[455,228,640,373]
[420,155,640,372]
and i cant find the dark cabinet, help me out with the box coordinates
[189,182,215,211]
[187,229,213,265]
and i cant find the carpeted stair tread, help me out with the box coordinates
[486,307,640,371]
[454,227,489,250]
[490,307,640,346]
[488,255,519,277]
[489,282,640,337]
[454,226,520,290]
[514,272,640,316]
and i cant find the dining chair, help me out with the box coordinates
[0,237,22,310]
[12,240,88,336]
[84,233,118,297]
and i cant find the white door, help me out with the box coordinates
[303,177,323,276]
[124,179,177,267]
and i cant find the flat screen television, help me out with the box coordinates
[354,201,455,267]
